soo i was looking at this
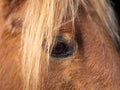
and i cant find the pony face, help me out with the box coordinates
[0,0,120,90]
[43,15,120,90]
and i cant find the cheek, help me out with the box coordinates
[0,28,23,89]
[43,58,83,89]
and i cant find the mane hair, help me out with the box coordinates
[22,0,120,90]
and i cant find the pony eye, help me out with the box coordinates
[51,36,74,58]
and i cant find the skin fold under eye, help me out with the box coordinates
[51,35,75,58]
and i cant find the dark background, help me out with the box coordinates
[112,0,120,35]
[112,0,120,21]
[111,0,120,51]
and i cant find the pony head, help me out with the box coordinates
[0,0,120,90]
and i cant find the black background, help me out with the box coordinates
[112,0,120,21]
[112,0,120,35]
[112,0,120,51]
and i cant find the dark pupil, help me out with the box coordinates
[52,42,68,55]
[51,38,74,58]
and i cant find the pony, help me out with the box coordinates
[0,0,120,90]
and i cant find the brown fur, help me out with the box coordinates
[0,0,120,90]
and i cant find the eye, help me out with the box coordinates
[51,36,74,58]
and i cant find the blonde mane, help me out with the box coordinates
[22,0,120,90]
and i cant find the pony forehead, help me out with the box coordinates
[3,0,120,50]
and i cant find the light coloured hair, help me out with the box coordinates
[22,0,120,90]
